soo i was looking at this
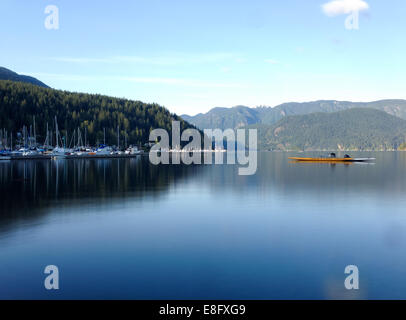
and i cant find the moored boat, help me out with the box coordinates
[51,117,70,158]
[125,145,141,155]
[95,145,113,155]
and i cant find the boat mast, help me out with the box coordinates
[29,125,32,148]
[77,128,83,148]
[33,116,36,147]
[45,123,49,148]
[23,126,26,148]
[55,116,59,148]
[117,125,119,150]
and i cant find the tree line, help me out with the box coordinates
[0,80,193,148]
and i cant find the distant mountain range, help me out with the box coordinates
[182,100,406,130]
[0,67,49,88]
[181,100,406,151]
[250,108,406,151]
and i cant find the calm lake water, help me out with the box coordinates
[1,152,406,299]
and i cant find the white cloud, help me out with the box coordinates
[50,57,113,63]
[29,73,247,89]
[322,0,369,17]
[120,76,246,88]
[49,53,240,66]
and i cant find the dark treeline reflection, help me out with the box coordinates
[0,156,202,225]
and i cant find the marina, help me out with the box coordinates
[0,117,145,161]
[0,152,145,161]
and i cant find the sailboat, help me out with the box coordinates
[125,145,141,155]
[95,144,113,155]
[94,128,113,155]
[51,117,69,158]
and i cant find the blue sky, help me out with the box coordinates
[0,0,405,115]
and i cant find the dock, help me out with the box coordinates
[0,152,145,161]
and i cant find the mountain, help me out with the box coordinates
[182,105,261,130]
[0,80,193,147]
[182,100,406,130]
[0,67,49,88]
[251,108,406,151]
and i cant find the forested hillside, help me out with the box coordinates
[251,108,406,151]
[0,80,191,146]
[183,100,406,130]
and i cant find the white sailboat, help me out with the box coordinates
[125,145,141,155]
[96,145,113,155]
[51,117,69,158]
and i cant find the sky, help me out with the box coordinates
[0,0,405,115]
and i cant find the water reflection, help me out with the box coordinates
[1,152,406,299]
[0,156,202,232]
[2,152,406,221]
[190,152,406,200]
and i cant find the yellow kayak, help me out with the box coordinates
[288,157,375,162]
